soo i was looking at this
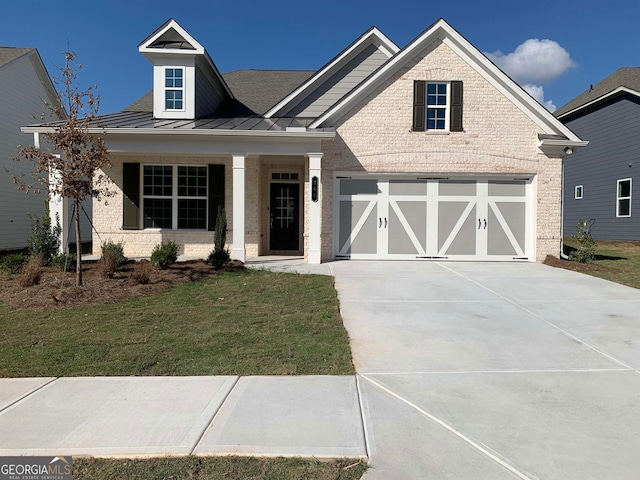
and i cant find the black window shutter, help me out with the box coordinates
[450,81,463,132]
[208,164,225,231]
[413,80,426,131]
[122,163,140,230]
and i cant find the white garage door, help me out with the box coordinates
[335,176,532,261]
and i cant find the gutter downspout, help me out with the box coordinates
[560,152,569,259]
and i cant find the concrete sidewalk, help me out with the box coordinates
[0,376,367,459]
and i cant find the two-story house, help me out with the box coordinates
[23,18,586,263]
[556,68,640,240]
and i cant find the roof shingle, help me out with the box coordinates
[555,67,640,117]
[0,47,34,68]
[123,69,315,116]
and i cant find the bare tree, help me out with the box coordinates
[14,51,112,286]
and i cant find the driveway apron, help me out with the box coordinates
[332,261,640,480]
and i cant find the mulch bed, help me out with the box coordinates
[0,259,244,312]
[542,255,619,274]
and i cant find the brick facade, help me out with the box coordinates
[96,40,563,263]
[316,39,563,262]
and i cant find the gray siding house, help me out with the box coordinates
[556,68,640,240]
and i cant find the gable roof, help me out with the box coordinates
[0,47,34,68]
[265,27,399,118]
[138,19,233,101]
[308,18,583,146]
[554,67,640,119]
[123,69,315,115]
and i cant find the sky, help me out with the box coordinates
[1,0,639,115]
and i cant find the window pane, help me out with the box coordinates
[427,108,446,130]
[437,84,447,94]
[619,180,631,198]
[178,165,207,197]
[143,165,172,196]
[178,199,206,229]
[619,199,631,216]
[174,69,182,78]
[427,83,436,94]
[143,199,172,228]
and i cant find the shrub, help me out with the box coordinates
[150,241,179,269]
[1,253,28,274]
[27,210,61,266]
[18,254,43,287]
[99,240,127,278]
[131,260,152,284]
[569,218,597,263]
[51,253,77,272]
[207,206,230,269]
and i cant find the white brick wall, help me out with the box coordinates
[96,40,563,264]
[317,39,562,262]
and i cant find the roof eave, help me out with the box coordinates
[264,26,400,118]
[556,86,640,120]
[310,19,582,142]
[21,125,336,139]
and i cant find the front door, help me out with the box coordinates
[270,183,300,251]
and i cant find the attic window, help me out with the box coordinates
[165,68,184,110]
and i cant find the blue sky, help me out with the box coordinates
[1,0,638,114]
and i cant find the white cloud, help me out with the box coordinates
[486,38,575,84]
[522,84,556,112]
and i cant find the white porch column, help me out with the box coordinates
[307,152,323,264]
[232,154,246,262]
[48,157,68,254]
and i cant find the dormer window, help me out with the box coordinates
[165,68,184,110]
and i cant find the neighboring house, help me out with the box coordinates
[1,47,91,252]
[23,18,586,263]
[555,68,640,240]
[0,47,57,251]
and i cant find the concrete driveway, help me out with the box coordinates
[332,261,640,480]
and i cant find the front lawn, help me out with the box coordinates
[0,269,355,377]
[547,239,640,289]
[73,456,367,480]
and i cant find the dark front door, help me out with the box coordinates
[270,183,300,251]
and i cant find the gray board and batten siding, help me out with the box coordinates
[282,44,390,118]
[562,94,640,240]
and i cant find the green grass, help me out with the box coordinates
[73,456,367,480]
[563,239,640,289]
[0,269,355,377]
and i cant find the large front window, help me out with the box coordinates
[165,68,184,110]
[143,165,207,229]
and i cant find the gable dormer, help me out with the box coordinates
[138,19,233,120]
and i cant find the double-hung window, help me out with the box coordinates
[617,178,632,217]
[165,68,184,110]
[143,165,208,229]
[413,80,463,132]
[426,83,449,130]
[575,185,583,199]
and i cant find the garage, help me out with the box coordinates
[335,175,533,261]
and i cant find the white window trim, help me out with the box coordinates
[616,178,632,218]
[164,67,185,112]
[574,185,583,199]
[141,164,208,230]
[426,81,450,132]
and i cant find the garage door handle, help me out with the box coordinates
[379,217,382,228]
[478,218,481,229]
[484,219,487,229]
[384,217,387,228]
